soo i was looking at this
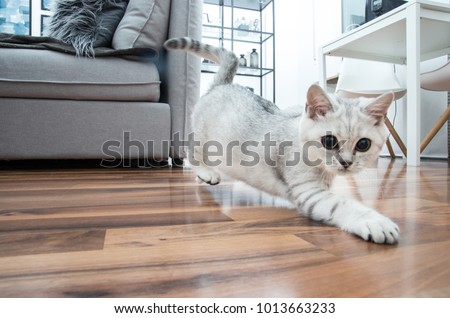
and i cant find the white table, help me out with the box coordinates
[318,0,450,166]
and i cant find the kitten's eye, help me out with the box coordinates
[355,138,371,152]
[321,135,339,150]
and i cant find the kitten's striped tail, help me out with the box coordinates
[164,37,238,90]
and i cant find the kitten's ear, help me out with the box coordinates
[305,84,333,119]
[365,92,394,125]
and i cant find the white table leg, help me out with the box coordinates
[318,47,327,89]
[406,3,421,166]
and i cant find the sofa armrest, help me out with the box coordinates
[161,0,202,159]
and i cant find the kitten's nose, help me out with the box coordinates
[339,160,353,169]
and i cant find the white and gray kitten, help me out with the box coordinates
[164,37,399,244]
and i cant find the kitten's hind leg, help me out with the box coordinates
[187,149,221,186]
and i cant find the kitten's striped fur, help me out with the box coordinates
[164,37,400,244]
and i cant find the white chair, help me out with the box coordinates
[335,58,407,158]
[420,60,450,153]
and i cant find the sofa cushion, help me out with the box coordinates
[0,49,160,101]
[0,99,171,160]
[112,0,171,50]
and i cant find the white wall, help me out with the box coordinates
[274,0,342,109]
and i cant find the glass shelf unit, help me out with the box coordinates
[201,0,275,101]
[202,62,273,77]
[202,25,274,43]
[204,0,273,11]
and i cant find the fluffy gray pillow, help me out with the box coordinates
[45,0,129,57]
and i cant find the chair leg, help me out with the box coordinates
[385,138,396,159]
[420,106,450,153]
[385,117,407,157]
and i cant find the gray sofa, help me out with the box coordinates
[0,0,202,165]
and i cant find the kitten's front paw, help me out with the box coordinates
[195,168,221,185]
[349,212,400,244]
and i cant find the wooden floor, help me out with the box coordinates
[0,158,449,297]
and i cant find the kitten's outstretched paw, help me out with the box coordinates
[349,213,400,244]
[195,170,221,186]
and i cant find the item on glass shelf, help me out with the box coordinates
[250,48,258,68]
[236,17,249,36]
[239,54,247,67]
[252,19,260,31]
